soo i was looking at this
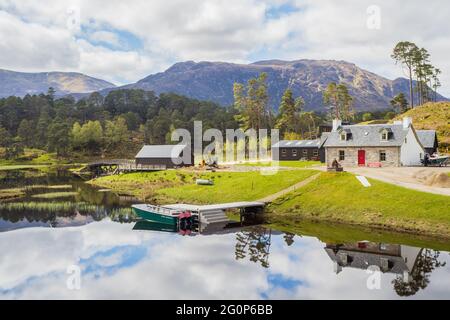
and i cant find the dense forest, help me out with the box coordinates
[0,89,240,160]
[0,85,405,161]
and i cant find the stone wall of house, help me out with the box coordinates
[326,147,401,167]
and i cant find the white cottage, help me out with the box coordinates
[322,118,436,167]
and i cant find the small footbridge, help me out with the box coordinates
[82,159,166,176]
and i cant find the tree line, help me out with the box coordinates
[233,73,354,140]
[0,89,238,159]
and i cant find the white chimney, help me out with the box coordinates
[332,119,342,132]
[403,117,412,130]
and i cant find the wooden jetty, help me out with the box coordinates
[163,201,266,225]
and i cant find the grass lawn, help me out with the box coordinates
[90,170,318,204]
[89,171,192,199]
[269,172,450,238]
[242,161,322,168]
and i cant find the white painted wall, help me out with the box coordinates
[400,127,425,166]
[400,246,422,272]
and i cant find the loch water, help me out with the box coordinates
[1,168,449,300]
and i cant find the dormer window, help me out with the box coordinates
[379,128,392,142]
[339,129,351,141]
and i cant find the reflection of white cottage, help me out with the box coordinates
[325,242,422,281]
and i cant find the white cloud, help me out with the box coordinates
[0,0,449,94]
[0,10,79,71]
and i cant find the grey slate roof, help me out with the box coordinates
[272,139,321,148]
[135,145,187,159]
[319,132,330,148]
[416,130,437,149]
[323,124,410,147]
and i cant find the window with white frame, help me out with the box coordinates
[340,133,347,141]
[313,149,319,157]
[380,150,387,162]
[292,149,297,157]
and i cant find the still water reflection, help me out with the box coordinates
[0,169,449,300]
[0,169,136,231]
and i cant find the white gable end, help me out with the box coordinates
[400,127,425,166]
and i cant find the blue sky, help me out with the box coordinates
[0,0,449,96]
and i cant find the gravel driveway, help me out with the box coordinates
[347,166,450,196]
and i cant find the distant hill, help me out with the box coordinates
[0,69,115,98]
[393,102,450,151]
[104,59,447,112]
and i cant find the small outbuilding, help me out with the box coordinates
[135,145,193,169]
[416,130,439,155]
[272,139,325,162]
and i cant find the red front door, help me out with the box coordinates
[358,150,366,166]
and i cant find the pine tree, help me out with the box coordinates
[323,82,354,121]
[392,41,419,108]
[233,73,269,130]
[276,89,303,136]
[390,93,409,114]
[47,118,71,156]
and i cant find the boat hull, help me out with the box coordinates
[133,221,179,233]
[132,206,178,225]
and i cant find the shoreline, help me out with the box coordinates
[88,170,450,240]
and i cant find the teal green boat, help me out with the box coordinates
[132,204,182,225]
[133,220,179,233]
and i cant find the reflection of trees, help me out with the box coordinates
[235,227,272,268]
[0,168,137,228]
[283,233,295,247]
[392,249,446,297]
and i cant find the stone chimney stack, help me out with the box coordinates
[403,117,413,130]
[332,119,342,132]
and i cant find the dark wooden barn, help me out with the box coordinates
[272,139,326,163]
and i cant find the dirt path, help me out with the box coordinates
[347,167,450,196]
[258,173,321,203]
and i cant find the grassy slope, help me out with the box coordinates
[90,170,318,204]
[392,102,450,150]
[269,172,450,238]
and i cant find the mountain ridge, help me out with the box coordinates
[0,69,115,98]
[1,60,447,112]
[110,59,447,111]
